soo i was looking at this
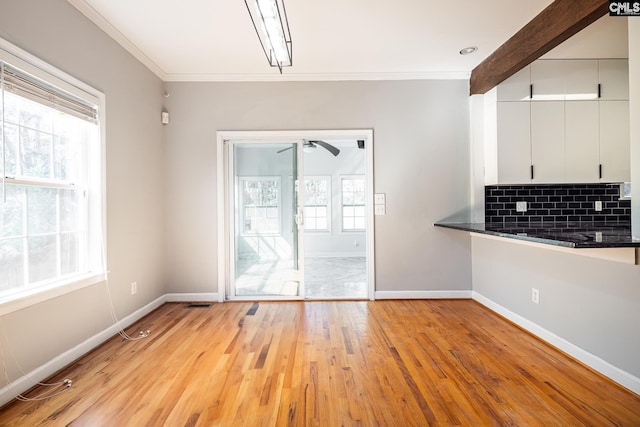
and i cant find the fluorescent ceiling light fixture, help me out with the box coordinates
[245,0,292,73]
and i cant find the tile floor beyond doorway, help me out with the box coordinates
[235,257,367,299]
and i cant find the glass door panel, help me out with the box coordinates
[230,142,303,298]
[302,142,368,299]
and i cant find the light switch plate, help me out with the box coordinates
[374,193,386,204]
[374,205,386,215]
[516,201,527,212]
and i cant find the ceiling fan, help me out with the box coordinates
[277,140,340,157]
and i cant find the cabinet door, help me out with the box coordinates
[599,59,629,101]
[497,102,531,184]
[564,60,598,100]
[531,61,565,100]
[497,66,531,101]
[600,101,630,182]
[565,101,599,182]
[531,102,565,183]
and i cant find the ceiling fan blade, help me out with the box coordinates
[276,146,294,154]
[309,140,340,156]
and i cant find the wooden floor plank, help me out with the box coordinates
[1,300,639,426]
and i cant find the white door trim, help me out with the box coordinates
[216,129,375,301]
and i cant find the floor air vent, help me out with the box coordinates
[185,303,212,308]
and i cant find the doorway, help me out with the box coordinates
[217,130,374,301]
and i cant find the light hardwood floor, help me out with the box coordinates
[1,300,639,426]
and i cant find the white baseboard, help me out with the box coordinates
[165,293,218,302]
[375,290,472,300]
[472,291,640,396]
[0,295,166,407]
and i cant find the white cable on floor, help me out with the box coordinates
[0,321,73,402]
[98,225,151,342]
[0,201,152,406]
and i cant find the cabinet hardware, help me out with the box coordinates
[599,164,602,179]
[529,84,533,100]
[530,165,534,180]
[598,83,601,99]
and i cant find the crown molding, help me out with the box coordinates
[66,0,167,80]
[163,70,471,82]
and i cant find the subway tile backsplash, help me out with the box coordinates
[485,184,631,225]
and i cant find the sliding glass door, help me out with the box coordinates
[221,131,373,301]
[227,141,304,298]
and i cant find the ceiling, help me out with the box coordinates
[67,0,561,81]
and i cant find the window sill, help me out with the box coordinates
[0,272,106,316]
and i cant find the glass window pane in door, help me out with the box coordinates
[232,143,300,297]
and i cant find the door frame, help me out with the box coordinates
[217,129,375,302]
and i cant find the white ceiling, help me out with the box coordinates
[71,0,624,83]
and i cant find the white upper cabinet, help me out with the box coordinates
[599,101,630,182]
[531,60,599,100]
[564,60,599,99]
[565,101,600,183]
[497,66,531,101]
[497,102,531,184]
[599,59,629,100]
[490,58,630,185]
[530,61,565,100]
[531,102,565,183]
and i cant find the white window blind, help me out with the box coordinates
[1,61,98,124]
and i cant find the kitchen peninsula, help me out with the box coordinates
[435,221,639,249]
[436,182,640,263]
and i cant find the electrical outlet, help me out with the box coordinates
[374,205,386,215]
[532,288,539,304]
[131,281,137,295]
[516,201,527,212]
[595,201,602,211]
[374,193,386,204]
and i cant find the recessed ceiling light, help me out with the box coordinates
[459,46,478,55]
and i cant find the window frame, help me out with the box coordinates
[0,39,105,316]
[340,175,366,232]
[239,176,282,236]
[303,175,331,233]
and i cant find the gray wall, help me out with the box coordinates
[0,0,165,387]
[164,80,472,294]
[472,236,640,378]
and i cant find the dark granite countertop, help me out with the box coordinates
[434,221,640,248]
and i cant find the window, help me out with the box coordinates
[341,176,365,231]
[304,176,330,231]
[0,50,103,307]
[241,177,280,235]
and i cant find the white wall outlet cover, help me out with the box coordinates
[161,111,169,124]
[516,201,527,212]
[595,201,603,211]
[374,205,386,215]
[374,193,386,204]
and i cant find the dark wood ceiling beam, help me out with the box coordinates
[469,0,610,95]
